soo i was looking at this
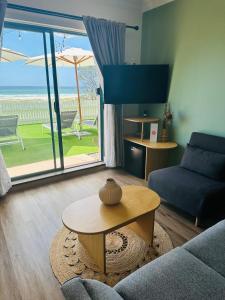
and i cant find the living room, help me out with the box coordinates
[0,0,225,299]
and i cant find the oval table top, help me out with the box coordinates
[62,185,160,235]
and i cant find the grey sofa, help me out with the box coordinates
[149,132,225,225]
[61,220,225,300]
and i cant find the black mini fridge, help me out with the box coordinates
[124,141,146,179]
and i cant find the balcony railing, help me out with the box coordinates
[0,95,98,125]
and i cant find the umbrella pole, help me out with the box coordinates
[74,63,82,129]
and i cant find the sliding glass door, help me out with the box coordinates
[54,32,100,169]
[0,27,60,178]
[0,23,101,179]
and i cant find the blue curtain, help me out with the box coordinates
[0,0,12,196]
[83,16,126,73]
[0,0,7,37]
[0,0,7,56]
[83,16,126,167]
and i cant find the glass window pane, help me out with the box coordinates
[53,32,101,169]
[0,27,59,178]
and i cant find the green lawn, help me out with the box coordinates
[1,123,99,168]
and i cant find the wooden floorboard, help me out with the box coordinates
[0,169,202,300]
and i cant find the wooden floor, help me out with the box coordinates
[0,169,202,300]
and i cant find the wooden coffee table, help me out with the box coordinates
[62,185,160,273]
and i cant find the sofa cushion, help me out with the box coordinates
[115,247,225,300]
[183,220,225,278]
[148,166,225,217]
[181,145,225,180]
[61,278,122,300]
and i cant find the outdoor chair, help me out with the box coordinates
[83,116,98,128]
[0,115,25,150]
[42,110,79,137]
[74,116,98,139]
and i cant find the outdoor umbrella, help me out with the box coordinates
[0,47,27,62]
[26,48,95,125]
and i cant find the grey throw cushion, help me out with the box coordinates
[183,220,225,278]
[181,145,225,180]
[61,277,123,300]
[115,248,225,300]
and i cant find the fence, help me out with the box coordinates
[0,95,99,125]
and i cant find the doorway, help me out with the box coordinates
[0,23,102,179]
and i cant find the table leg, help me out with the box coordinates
[128,212,155,246]
[78,233,106,273]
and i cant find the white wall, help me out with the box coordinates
[142,0,174,12]
[6,0,143,64]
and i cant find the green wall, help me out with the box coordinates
[141,0,225,162]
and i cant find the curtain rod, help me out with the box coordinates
[7,3,139,31]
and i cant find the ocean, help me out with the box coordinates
[0,86,98,123]
[0,86,88,100]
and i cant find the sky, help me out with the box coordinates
[0,28,92,87]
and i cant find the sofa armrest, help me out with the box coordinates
[114,248,225,300]
[61,278,91,300]
[61,277,123,300]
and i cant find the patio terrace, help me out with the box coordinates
[0,122,100,178]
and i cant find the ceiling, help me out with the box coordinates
[142,0,174,12]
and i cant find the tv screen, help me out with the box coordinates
[103,65,169,104]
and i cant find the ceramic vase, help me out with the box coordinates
[99,178,122,205]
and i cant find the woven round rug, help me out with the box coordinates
[50,222,173,286]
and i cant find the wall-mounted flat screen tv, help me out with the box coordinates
[103,64,169,104]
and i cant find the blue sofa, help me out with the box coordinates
[61,220,225,300]
[149,132,225,225]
